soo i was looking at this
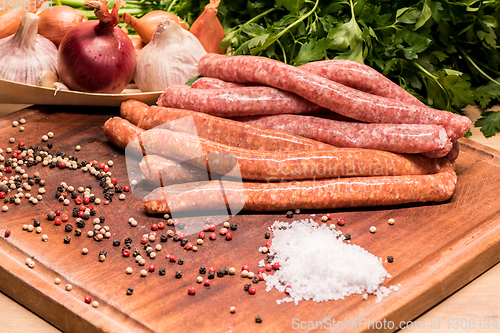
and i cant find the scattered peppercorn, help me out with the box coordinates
[264,232,271,239]
[199,266,206,274]
[255,315,262,323]
[249,286,257,295]
[64,224,73,232]
[63,235,71,244]
[387,256,394,263]
[175,271,183,279]
[208,271,215,279]
[177,258,184,265]
[47,211,56,221]
[159,268,166,276]
[345,233,351,241]
[217,270,224,278]
[4,230,11,238]
[252,276,259,284]
[286,211,293,218]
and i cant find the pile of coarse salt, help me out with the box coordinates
[263,219,398,305]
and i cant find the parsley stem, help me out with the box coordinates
[460,49,500,87]
[273,0,319,42]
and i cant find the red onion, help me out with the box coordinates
[57,0,136,93]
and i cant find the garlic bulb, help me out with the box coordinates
[134,19,207,92]
[0,12,58,85]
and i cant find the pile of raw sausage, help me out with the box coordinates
[103,54,471,214]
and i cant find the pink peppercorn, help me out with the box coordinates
[123,185,130,192]
[151,224,158,231]
[203,225,210,232]
[78,211,85,218]
[55,210,61,216]
[209,233,216,240]
[0,192,5,199]
[258,268,265,274]
[4,166,12,173]
[123,249,131,257]
[265,264,272,271]
[157,222,165,229]
[225,233,233,241]
[140,237,148,244]
[111,178,117,185]
[103,200,110,205]
[83,197,90,205]
[61,214,69,222]
[98,163,105,170]
[184,242,193,250]
[272,262,280,270]
[258,273,264,281]
[248,286,256,295]
[209,224,216,232]
[188,287,196,295]
[84,296,92,304]
[148,265,155,272]
[169,255,177,262]
[219,228,227,235]
[326,213,332,220]
[54,218,62,226]
[102,166,109,172]
[79,205,86,211]
[337,218,345,226]
[241,265,249,272]
[198,232,205,239]
[265,241,272,249]
[203,280,210,286]
[209,266,216,273]
[58,162,65,169]
[4,230,11,238]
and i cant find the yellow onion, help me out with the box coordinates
[122,10,188,44]
[189,0,225,54]
[0,0,41,39]
[38,5,88,47]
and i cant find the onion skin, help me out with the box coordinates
[189,0,225,54]
[57,0,136,93]
[38,6,88,47]
[122,11,188,44]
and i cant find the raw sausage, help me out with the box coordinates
[141,128,449,181]
[120,100,150,127]
[197,53,471,140]
[102,117,144,156]
[143,160,456,213]
[140,155,209,186]
[191,77,247,89]
[299,60,426,107]
[236,114,451,154]
[120,100,333,151]
[157,84,325,116]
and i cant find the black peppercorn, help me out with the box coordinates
[122,244,131,251]
[63,235,71,244]
[33,219,40,227]
[180,238,188,246]
[99,216,105,223]
[47,142,53,149]
[223,267,229,275]
[387,256,394,263]
[286,210,293,218]
[230,223,237,230]
[199,266,206,274]
[177,258,184,265]
[99,250,107,257]
[71,192,77,199]
[173,235,180,242]
[255,316,262,323]
[3,199,8,204]
[124,237,132,244]
[266,254,275,263]
[175,271,183,279]
[345,233,351,241]
[132,248,141,257]
[76,220,85,228]
[89,209,96,216]
[244,283,251,292]
[217,270,224,278]
[74,229,82,237]
[177,221,185,230]
[160,234,168,243]
[65,224,73,232]
[126,287,133,296]
[264,232,271,239]
[252,276,259,284]
[159,268,166,276]
[113,240,121,247]
[82,214,89,220]
[208,271,215,279]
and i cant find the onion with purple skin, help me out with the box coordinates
[57,0,136,93]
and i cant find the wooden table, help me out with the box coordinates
[0,104,499,333]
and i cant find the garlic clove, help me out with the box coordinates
[37,70,59,88]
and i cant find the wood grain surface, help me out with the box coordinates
[0,105,500,333]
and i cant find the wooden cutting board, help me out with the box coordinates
[0,106,499,333]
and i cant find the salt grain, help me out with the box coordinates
[264,219,389,305]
